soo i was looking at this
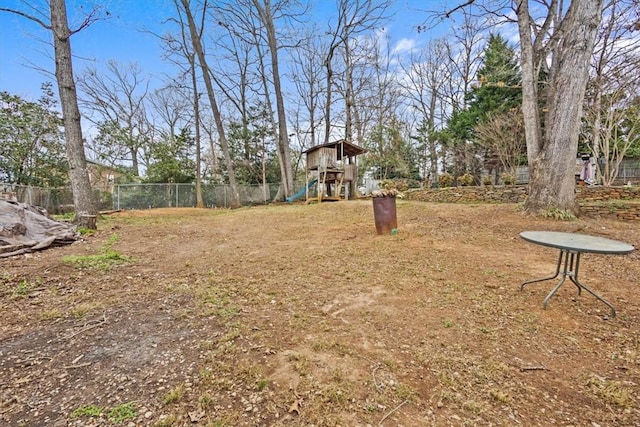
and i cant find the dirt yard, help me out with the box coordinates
[1,200,639,426]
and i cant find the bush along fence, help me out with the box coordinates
[405,185,640,221]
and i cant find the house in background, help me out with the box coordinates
[86,160,127,191]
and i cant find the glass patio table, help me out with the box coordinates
[519,231,635,318]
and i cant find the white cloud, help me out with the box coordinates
[392,37,417,55]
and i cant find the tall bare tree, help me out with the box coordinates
[417,9,487,177]
[167,21,205,207]
[584,0,640,186]
[212,17,259,166]
[399,38,451,179]
[474,108,526,178]
[218,8,284,193]
[250,0,295,197]
[213,0,300,199]
[323,0,391,144]
[78,61,151,176]
[355,32,401,142]
[437,0,604,213]
[154,11,205,206]
[189,58,204,208]
[444,12,487,178]
[149,86,193,143]
[1,0,99,228]
[517,0,604,213]
[290,29,326,149]
[177,0,240,208]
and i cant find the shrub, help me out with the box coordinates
[501,173,516,185]
[438,173,453,188]
[458,173,474,186]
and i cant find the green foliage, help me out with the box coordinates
[446,34,522,174]
[468,34,521,117]
[0,84,68,186]
[62,250,129,270]
[52,212,75,221]
[91,120,138,171]
[105,233,120,246]
[107,402,136,423]
[77,227,96,236]
[199,283,239,318]
[362,117,421,181]
[624,104,640,158]
[71,404,104,419]
[71,402,136,423]
[256,378,269,391]
[226,103,281,185]
[146,127,196,183]
[539,208,577,221]
[13,279,31,297]
[411,119,438,178]
[62,233,131,270]
[163,385,184,405]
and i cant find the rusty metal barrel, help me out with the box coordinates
[372,196,398,235]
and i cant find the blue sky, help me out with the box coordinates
[0,0,454,100]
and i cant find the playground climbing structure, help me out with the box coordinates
[302,140,366,203]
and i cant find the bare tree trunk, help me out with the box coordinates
[289,31,323,149]
[324,0,390,145]
[190,54,203,208]
[449,12,485,180]
[323,44,337,145]
[50,0,96,228]
[516,0,543,163]
[2,2,102,227]
[427,87,439,180]
[520,0,603,214]
[252,0,294,197]
[344,38,353,142]
[590,20,606,183]
[179,0,240,208]
[255,42,288,201]
[585,0,638,186]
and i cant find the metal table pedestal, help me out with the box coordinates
[519,231,635,319]
[520,249,617,318]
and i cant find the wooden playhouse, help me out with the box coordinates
[301,140,366,202]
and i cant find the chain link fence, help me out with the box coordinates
[1,183,317,214]
[108,183,287,210]
[1,184,75,213]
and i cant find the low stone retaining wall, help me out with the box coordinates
[575,186,640,202]
[579,202,640,221]
[406,186,527,204]
[405,185,640,221]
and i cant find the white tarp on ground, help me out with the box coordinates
[0,200,78,258]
